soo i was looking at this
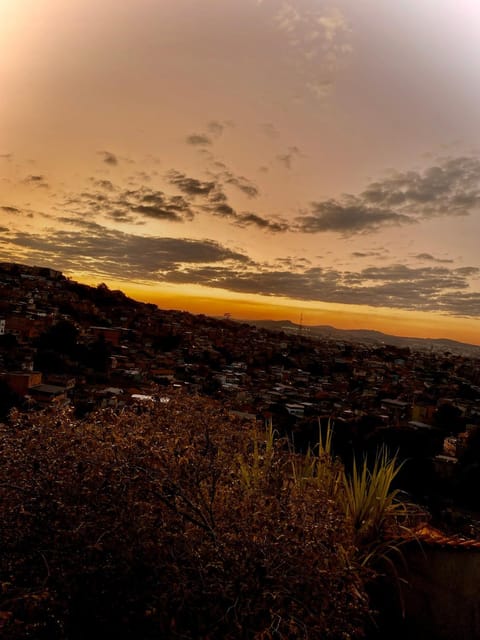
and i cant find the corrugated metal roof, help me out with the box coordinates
[410,524,480,550]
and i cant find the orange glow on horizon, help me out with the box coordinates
[98,280,480,347]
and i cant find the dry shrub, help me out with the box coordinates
[0,394,368,639]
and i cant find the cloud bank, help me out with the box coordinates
[1,217,480,317]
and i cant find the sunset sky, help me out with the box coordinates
[2,0,480,343]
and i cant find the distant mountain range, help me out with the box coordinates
[245,319,480,357]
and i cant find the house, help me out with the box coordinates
[380,398,411,426]
[28,384,68,406]
[411,398,436,424]
[2,371,43,396]
[90,326,124,346]
[393,525,480,640]
[285,403,305,418]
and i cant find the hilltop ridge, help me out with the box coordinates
[1,261,478,355]
[246,319,480,357]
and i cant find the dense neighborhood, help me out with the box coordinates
[2,261,480,522]
[4,261,480,638]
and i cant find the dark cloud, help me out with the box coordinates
[236,213,288,233]
[351,251,385,259]
[203,160,260,198]
[298,156,480,235]
[89,178,116,191]
[454,266,480,277]
[163,267,342,302]
[434,292,480,317]
[208,188,228,204]
[63,171,268,230]
[70,167,264,228]
[273,256,312,270]
[297,199,413,234]
[57,218,107,233]
[415,253,454,264]
[343,264,472,291]
[125,189,193,222]
[186,134,212,146]
[0,226,8,233]
[99,151,118,165]
[224,173,259,198]
[212,202,236,218]
[62,184,194,225]
[0,153,12,160]
[165,167,276,229]
[167,170,216,196]
[23,175,49,188]
[2,217,480,316]
[204,188,287,231]
[2,205,21,214]
[361,156,480,217]
[158,260,480,317]
[131,205,183,222]
[0,224,248,281]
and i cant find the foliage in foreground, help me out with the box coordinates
[0,396,369,639]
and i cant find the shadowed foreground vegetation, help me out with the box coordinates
[0,394,408,639]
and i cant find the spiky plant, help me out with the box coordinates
[340,445,417,617]
[342,446,406,547]
[237,419,279,492]
[290,446,317,489]
[290,421,342,498]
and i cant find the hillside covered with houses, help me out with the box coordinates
[2,262,480,525]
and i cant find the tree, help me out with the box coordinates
[434,403,464,434]
[36,319,78,356]
[0,395,369,639]
[0,379,20,419]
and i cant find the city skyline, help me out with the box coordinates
[2,1,480,343]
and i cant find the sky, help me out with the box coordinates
[2,0,480,344]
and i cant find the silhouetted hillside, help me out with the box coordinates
[248,319,480,357]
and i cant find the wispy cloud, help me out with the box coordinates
[207,121,223,136]
[267,1,352,100]
[277,146,301,170]
[260,123,279,138]
[89,178,115,191]
[415,253,454,264]
[167,168,278,229]
[186,134,212,146]
[218,170,259,198]
[98,151,118,166]
[23,175,49,189]
[351,250,388,259]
